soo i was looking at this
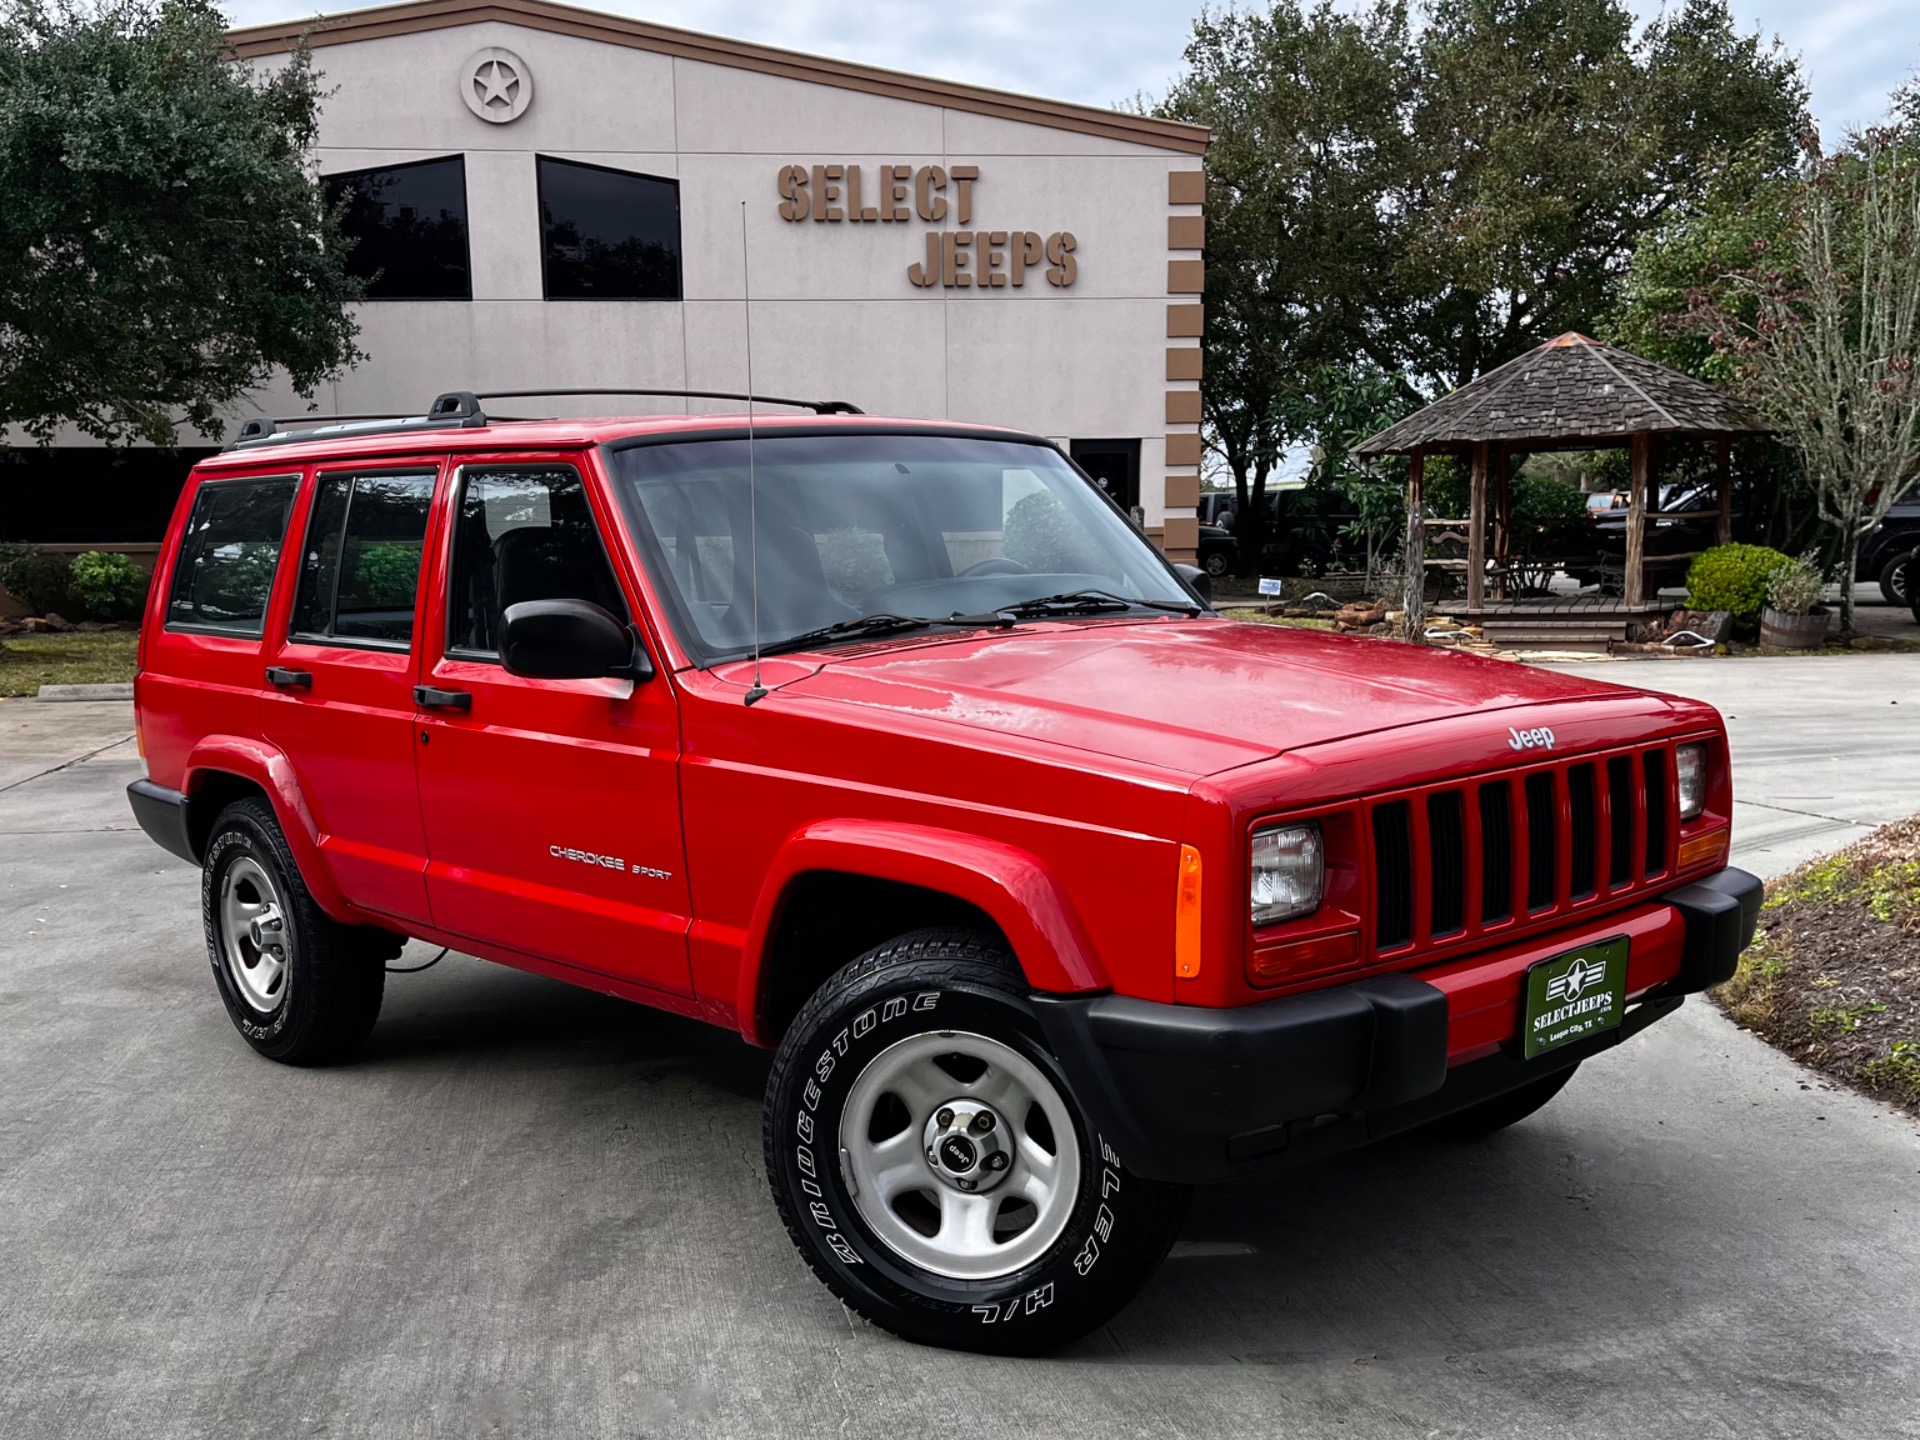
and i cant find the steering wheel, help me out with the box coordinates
[958,558,1029,577]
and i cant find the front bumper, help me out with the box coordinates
[1034,865,1762,1184]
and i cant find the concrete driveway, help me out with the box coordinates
[2,659,1918,1439]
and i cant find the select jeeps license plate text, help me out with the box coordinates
[1522,936,1630,1060]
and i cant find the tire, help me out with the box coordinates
[1879,548,1914,607]
[201,797,396,1065]
[1203,552,1230,577]
[764,929,1190,1354]
[1422,1063,1579,1141]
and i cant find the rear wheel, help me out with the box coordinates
[763,929,1190,1353]
[1423,1064,1579,1141]
[201,797,396,1065]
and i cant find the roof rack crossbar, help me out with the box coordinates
[452,388,864,417]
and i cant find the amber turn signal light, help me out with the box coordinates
[1677,825,1730,870]
[1248,928,1361,984]
[1174,844,1203,979]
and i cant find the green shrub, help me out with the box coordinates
[69,551,150,620]
[0,542,75,615]
[1687,543,1791,627]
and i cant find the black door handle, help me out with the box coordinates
[265,666,312,689]
[414,684,472,712]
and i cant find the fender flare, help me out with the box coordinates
[737,819,1109,1046]
[183,736,357,923]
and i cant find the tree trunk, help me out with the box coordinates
[1626,433,1650,607]
[1402,452,1426,642]
[1838,501,1863,638]
[1466,441,1488,612]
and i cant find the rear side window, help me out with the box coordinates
[290,471,436,647]
[447,465,628,659]
[166,477,298,636]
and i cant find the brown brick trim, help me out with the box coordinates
[1166,304,1203,338]
[226,0,1212,154]
[1167,260,1205,295]
[1167,215,1204,250]
[1166,390,1203,425]
[1166,432,1203,467]
[1168,170,1205,205]
[1163,472,1200,509]
[1165,347,1202,381]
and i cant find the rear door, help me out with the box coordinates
[411,454,693,996]
[259,464,442,923]
[140,472,302,775]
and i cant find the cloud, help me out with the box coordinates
[223,0,1920,134]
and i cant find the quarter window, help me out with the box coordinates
[166,477,297,636]
[537,156,682,300]
[324,156,472,301]
[447,466,628,659]
[290,472,436,647]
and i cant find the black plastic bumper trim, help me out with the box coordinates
[126,779,197,865]
[1036,865,1763,1185]
[1658,865,1762,994]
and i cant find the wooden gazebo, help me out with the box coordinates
[1354,333,1769,640]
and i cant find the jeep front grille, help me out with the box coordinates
[1368,744,1679,956]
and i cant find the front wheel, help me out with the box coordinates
[1880,547,1914,607]
[763,930,1189,1353]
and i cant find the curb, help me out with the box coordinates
[36,683,135,702]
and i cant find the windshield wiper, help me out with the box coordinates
[756,611,1013,658]
[994,589,1202,619]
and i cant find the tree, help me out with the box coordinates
[1692,130,1920,633]
[0,0,362,447]
[1157,2,1413,575]
[1401,0,1806,391]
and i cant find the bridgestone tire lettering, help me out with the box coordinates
[762,928,1190,1355]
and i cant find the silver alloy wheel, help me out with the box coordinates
[839,1030,1082,1281]
[219,855,292,1014]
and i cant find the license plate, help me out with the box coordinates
[1521,936,1630,1059]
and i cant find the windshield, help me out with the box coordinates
[611,432,1196,663]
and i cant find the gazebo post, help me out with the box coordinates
[1626,431,1650,607]
[1402,450,1426,642]
[1493,445,1512,600]
[1715,437,1733,545]
[1467,440,1489,611]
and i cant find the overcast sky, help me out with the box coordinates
[222,0,1919,139]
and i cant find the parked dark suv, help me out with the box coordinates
[1861,494,1920,605]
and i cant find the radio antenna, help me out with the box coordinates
[741,199,768,706]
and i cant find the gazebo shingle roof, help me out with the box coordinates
[1353,332,1769,457]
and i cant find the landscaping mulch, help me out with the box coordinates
[1717,816,1920,1115]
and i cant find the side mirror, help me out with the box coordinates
[1174,562,1213,608]
[500,599,653,681]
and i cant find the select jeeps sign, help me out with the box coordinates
[775,164,1077,290]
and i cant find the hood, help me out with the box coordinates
[764,618,1638,775]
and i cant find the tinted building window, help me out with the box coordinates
[291,472,436,647]
[538,157,681,300]
[167,478,297,635]
[324,157,472,300]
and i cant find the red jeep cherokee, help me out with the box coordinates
[129,392,1759,1353]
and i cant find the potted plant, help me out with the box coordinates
[1759,551,1832,649]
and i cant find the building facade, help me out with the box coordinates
[0,0,1209,565]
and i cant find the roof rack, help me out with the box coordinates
[458,388,864,417]
[224,388,863,450]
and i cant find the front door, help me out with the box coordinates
[412,457,693,997]
[259,465,440,923]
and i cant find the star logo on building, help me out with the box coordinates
[461,48,534,124]
[473,58,519,109]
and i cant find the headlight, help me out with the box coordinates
[1251,821,1324,926]
[1675,743,1708,821]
